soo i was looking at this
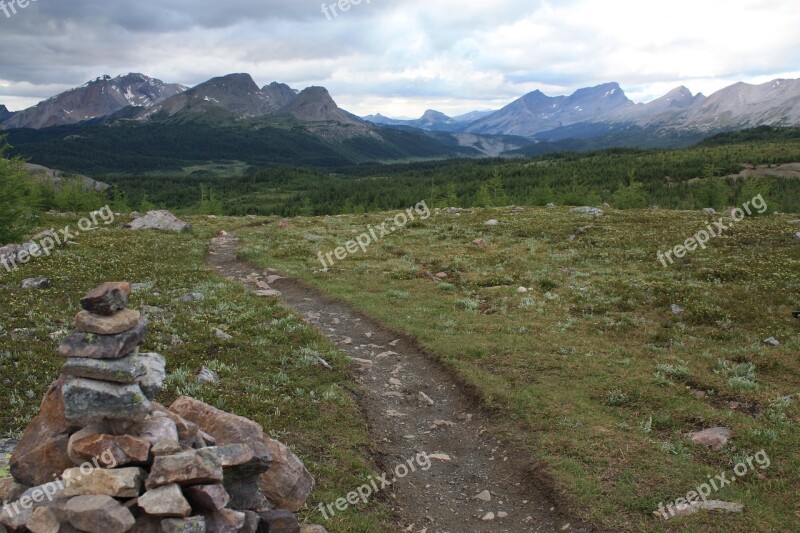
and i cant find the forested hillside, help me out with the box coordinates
[96,127,800,215]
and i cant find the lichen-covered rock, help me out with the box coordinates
[57,318,148,359]
[62,352,148,384]
[62,377,151,424]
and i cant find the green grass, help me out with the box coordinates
[0,214,397,532]
[238,206,800,532]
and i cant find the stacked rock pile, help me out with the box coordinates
[0,283,319,533]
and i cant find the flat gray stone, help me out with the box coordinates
[62,352,148,384]
[62,377,151,424]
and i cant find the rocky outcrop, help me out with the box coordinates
[1,282,324,533]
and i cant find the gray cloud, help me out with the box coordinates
[1,0,799,116]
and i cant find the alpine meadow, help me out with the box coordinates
[1,2,799,533]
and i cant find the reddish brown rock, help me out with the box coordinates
[168,397,267,457]
[62,467,145,498]
[258,437,314,512]
[152,404,198,447]
[9,377,76,487]
[79,283,131,316]
[65,495,135,533]
[0,478,27,505]
[25,507,59,533]
[169,396,312,512]
[256,510,300,533]
[75,309,141,335]
[183,485,230,512]
[134,415,180,448]
[69,433,150,467]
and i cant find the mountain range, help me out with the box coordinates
[1,73,799,173]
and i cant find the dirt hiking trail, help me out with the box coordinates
[208,232,603,533]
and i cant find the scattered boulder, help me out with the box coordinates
[125,210,191,233]
[703,208,717,214]
[180,293,205,303]
[472,238,487,247]
[197,366,220,385]
[670,304,684,316]
[691,427,731,451]
[571,206,604,216]
[484,219,499,226]
[21,278,52,290]
[763,337,780,347]
[213,328,232,341]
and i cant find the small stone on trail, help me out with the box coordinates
[475,490,491,502]
[427,453,451,462]
[418,392,434,405]
[482,512,495,521]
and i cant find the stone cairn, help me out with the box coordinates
[0,283,320,533]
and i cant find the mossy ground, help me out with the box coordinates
[236,206,800,533]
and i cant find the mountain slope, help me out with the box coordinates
[0,105,12,123]
[141,73,277,119]
[363,109,464,132]
[467,82,634,137]
[262,82,298,108]
[2,74,186,129]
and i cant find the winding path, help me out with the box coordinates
[207,232,600,533]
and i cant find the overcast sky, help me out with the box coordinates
[1,0,799,118]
